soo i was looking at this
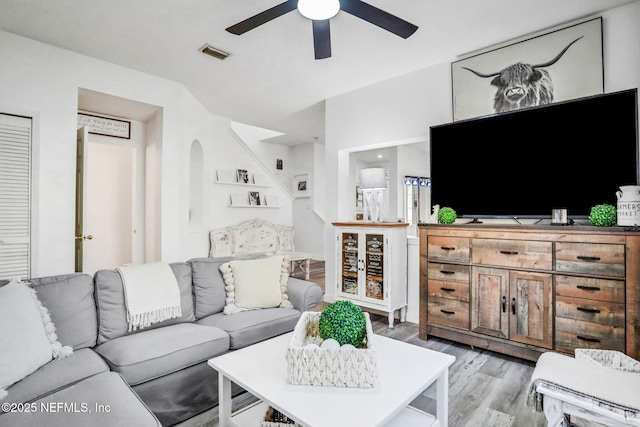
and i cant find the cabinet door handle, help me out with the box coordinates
[440,270,455,275]
[577,335,601,343]
[441,246,456,251]
[576,285,601,291]
[577,307,601,314]
[502,296,506,313]
[511,298,516,315]
[500,250,519,255]
[440,310,455,315]
[440,287,456,292]
[577,255,601,262]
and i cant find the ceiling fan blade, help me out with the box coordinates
[312,20,332,59]
[226,0,298,35]
[340,0,418,39]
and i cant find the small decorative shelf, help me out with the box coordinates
[215,180,270,188]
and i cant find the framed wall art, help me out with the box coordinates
[451,18,603,121]
[293,173,310,198]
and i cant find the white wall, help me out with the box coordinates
[0,30,293,276]
[323,2,640,310]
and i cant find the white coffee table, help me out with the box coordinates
[208,332,455,427]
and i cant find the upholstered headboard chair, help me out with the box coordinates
[209,218,313,280]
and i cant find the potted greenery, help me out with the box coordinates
[438,206,457,224]
[318,300,366,347]
[589,204,617,226]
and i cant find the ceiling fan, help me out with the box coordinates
[226,0,418,60]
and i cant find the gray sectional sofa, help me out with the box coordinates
[0,256,323,427]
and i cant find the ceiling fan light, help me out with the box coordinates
[297,0,340,20]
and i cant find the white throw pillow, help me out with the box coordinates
[0,280,72,400]
[219,255,293,314]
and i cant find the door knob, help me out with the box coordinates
[75,235,93,240]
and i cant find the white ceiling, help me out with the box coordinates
[0,0,636,145]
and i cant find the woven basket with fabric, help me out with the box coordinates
[285,311,377,388]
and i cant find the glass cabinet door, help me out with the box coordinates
[340,232,359,295]
[365,233,384,300]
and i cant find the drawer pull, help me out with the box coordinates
[440,309,455,315]
[576,255,601,262]
[502,296,507,313]
[440,287,456,292]
[440,270,456,275]
[577,307,601,314]
[441,246,456,251]
[576,285,601,291]
[577,335,601,343]
[511,297,516,315]
[500,250,519,255]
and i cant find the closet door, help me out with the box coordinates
[0,114,31,280]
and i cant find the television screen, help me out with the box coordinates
[430,89,638,219]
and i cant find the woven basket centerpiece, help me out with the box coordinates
[286,310,377,388]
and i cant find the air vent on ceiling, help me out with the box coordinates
[200,44,230,60]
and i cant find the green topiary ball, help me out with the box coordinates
[589,204,617,226]
[318,300,366,347]
[438,206,457,224]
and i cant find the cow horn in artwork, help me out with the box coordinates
[531,36,583,69]
[461,36,583,78]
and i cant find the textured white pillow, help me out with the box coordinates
[0,280,72,400]
[219,255,293,314]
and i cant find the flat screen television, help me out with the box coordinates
[429,89,639,220]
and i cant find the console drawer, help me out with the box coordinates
[555,275,625,304]
[428,263,470,284]
[427,277,469,301]
[428,297,469,330]
[555,242,625,278]
[556,296,625,327]
[555,317,624,354]
[428,236,470,262]
[471,239,552,270]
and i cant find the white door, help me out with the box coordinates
[76,128,135,274]
[0,114,31,280]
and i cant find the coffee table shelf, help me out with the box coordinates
[209,332,454,427]
[229,400,438,427]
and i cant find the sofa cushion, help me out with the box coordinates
[0,372,161,427]
[219,255,293,314]
[0,281,72,398]
[95,262,195,344]
[94,323,229,386]
[3,348,108,405]
[189,257,233,319]
[28,273,97,350]
[197,308,302,350]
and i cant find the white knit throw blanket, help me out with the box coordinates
[117,262,182,331]
[527,351,640,424]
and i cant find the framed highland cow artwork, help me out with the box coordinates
[452,18,603,121]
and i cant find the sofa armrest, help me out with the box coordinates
[286,278,323,312]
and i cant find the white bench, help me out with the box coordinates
[209,218,313,280]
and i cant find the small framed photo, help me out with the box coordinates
[236,169,249,184]
[253,173,268,186]
[293,173,310,198]
[265,195,279,207]
[217,169,234,183]
[230,193,248,206]
[249,191,261,206]
[552,208,568,225]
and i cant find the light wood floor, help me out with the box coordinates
[181,260,551,427]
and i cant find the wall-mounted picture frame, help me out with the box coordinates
[249,191,261,206]
[265,194,279,207]
[451,17,603,121]
[216,169,234,183]
[293,173,310,198]
[253,173,268,186]
[236,169,249,184]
